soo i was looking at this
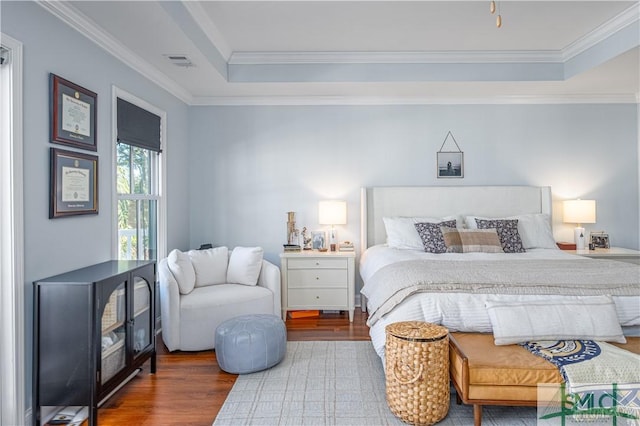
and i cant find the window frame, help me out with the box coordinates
[112,87,166,261]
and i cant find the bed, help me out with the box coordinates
[358,186,640,362]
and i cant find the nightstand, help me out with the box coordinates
[565,247,640,264]
[280,250,356,322]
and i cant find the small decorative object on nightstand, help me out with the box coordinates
[280,250,356,322]
[590,231,610,249]
[556,242,576,250]
[339,241,354,252]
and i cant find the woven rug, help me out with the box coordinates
[213,341,537,425]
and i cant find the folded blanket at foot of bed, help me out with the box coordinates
[449,333,640,426]
[523,340,640,422]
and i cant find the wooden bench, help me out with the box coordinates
[449,332,640,426]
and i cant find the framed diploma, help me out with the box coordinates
[50,148,98,218]
[50,74,97,151]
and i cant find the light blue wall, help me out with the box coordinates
[188,104,639,267]
[2,0,190,411]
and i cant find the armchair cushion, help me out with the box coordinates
[167,249,196,295]
[188,246,228,287]
[227,246,264,286]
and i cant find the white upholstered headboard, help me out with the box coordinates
[360,186,552,248]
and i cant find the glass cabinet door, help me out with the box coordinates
[101,282,126,384]
[132,275,152,357]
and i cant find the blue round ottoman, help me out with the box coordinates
[215,314,287,374]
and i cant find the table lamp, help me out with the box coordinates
[563,199,596,250]
[318,200,347,251]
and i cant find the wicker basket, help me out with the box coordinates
[385,321,450,426]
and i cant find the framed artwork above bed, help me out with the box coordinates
[437,151,463,178]
[437,131,464,178]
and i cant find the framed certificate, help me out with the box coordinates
[50,74,97,151]
[50,148,98,218]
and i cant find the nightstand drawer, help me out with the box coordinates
[287,258,347,269]
[288,269,347,288]
[288,288,347,307]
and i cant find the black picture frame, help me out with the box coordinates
[50,148,98,218]
[437,151,464,178]
[50,74,97,151]
[590,231,610,249]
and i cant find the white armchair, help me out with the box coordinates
[158,246,281,351]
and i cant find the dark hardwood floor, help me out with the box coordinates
[98,310,370,426]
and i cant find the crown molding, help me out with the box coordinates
[190,93,639,107]
[37,0,194,105]
[228,50,562,65]
[562,3,640,61]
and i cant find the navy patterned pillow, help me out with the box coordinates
[414,220,457,253]
[475,218,526,253]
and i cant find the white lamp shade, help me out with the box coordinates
[563,199,596,224]
[318,200,347,225]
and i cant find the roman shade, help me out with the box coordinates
[117,98,161,152]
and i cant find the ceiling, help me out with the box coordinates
[43,1,640,105]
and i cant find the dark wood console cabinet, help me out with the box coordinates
[33,260,156,426]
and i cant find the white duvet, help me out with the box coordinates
[360,245,640,361]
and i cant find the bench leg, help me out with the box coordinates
[473,404,482,426]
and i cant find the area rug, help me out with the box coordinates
[213,341,537,425]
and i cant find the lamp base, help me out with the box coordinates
[574,227,586,250]
[329,226,337,251]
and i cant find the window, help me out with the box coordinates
[116,143,158,260]
[114,90,165,261]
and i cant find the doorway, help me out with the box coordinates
[0,33,25,425]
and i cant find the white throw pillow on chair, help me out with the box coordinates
[167,249,196,295]
[188,246,229,287]
[227,246,264,286]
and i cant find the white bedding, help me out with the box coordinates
[360,245,640,361]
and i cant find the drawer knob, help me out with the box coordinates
[315,276,319,280]
[316,296,319,299]
[315,261,320,266]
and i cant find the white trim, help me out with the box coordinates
[38,1,193,105]
[111,87,168,260]
[228,50,562,65]
[562,3,640,61]
[190,93,639,107]
[0,33,26,426]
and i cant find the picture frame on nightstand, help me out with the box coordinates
[311,231,326,250]
[590,231,610,249]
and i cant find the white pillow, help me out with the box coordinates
[383,216,459,250]
[465,214,557,249]
[188,246,229,287]
[167,249,196,295]
[486,295,626,345]
[514,214,557,249]
[227,246,264,286]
